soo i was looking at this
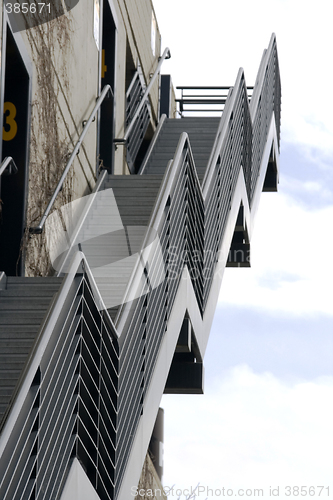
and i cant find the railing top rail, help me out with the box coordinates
[249,33,277,118]
[29,84,112,234]
[201,67,246,195]
[125,69,140,99]
[0,157,18,177]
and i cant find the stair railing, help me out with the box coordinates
[0,157,18,177]
[29,84,113,234]
[116,131,203,332]
[113,36,280,497]
[114,47,171,147]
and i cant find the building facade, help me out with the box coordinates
[0,1,281,499]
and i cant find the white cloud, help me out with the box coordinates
[283,177,332,200]
[219,192,333,316]
[162,365,333,497]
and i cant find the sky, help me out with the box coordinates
[152,0,333,498]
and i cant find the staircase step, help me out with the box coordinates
[0,286,61,298]
[0,344,33,354]
[0,358,29,371]
[6,277,61,285]
[0,313,48,324]
[0,386,17,396]
[0,325,41,337]
[0,369,25,381]
[0,298,55,310]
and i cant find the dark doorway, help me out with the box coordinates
[0,23,31,276]
[99,0,116,172]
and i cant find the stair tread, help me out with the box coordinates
[0,277,62,427]
[143,116,218,178]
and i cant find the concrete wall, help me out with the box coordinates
[0,0,170,276]
[19,0,100,275]
[134,453,167,500]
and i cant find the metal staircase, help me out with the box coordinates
[0,35,280,500]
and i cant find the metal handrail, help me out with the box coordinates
[0,248,118,498]
[202,69,244,196]
[114,47,171,145]
[0,157,18,177]
[29,84,112,234]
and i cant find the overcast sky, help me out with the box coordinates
[153,0,333,498]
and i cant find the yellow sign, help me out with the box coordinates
[3,101,18,141]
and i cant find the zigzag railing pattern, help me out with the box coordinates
[114,33,280,497]
[0,35,280,500]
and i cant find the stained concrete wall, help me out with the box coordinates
[134,452,168,500]
[18,1,100,275]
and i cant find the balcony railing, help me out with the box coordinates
[176,85,254,116]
